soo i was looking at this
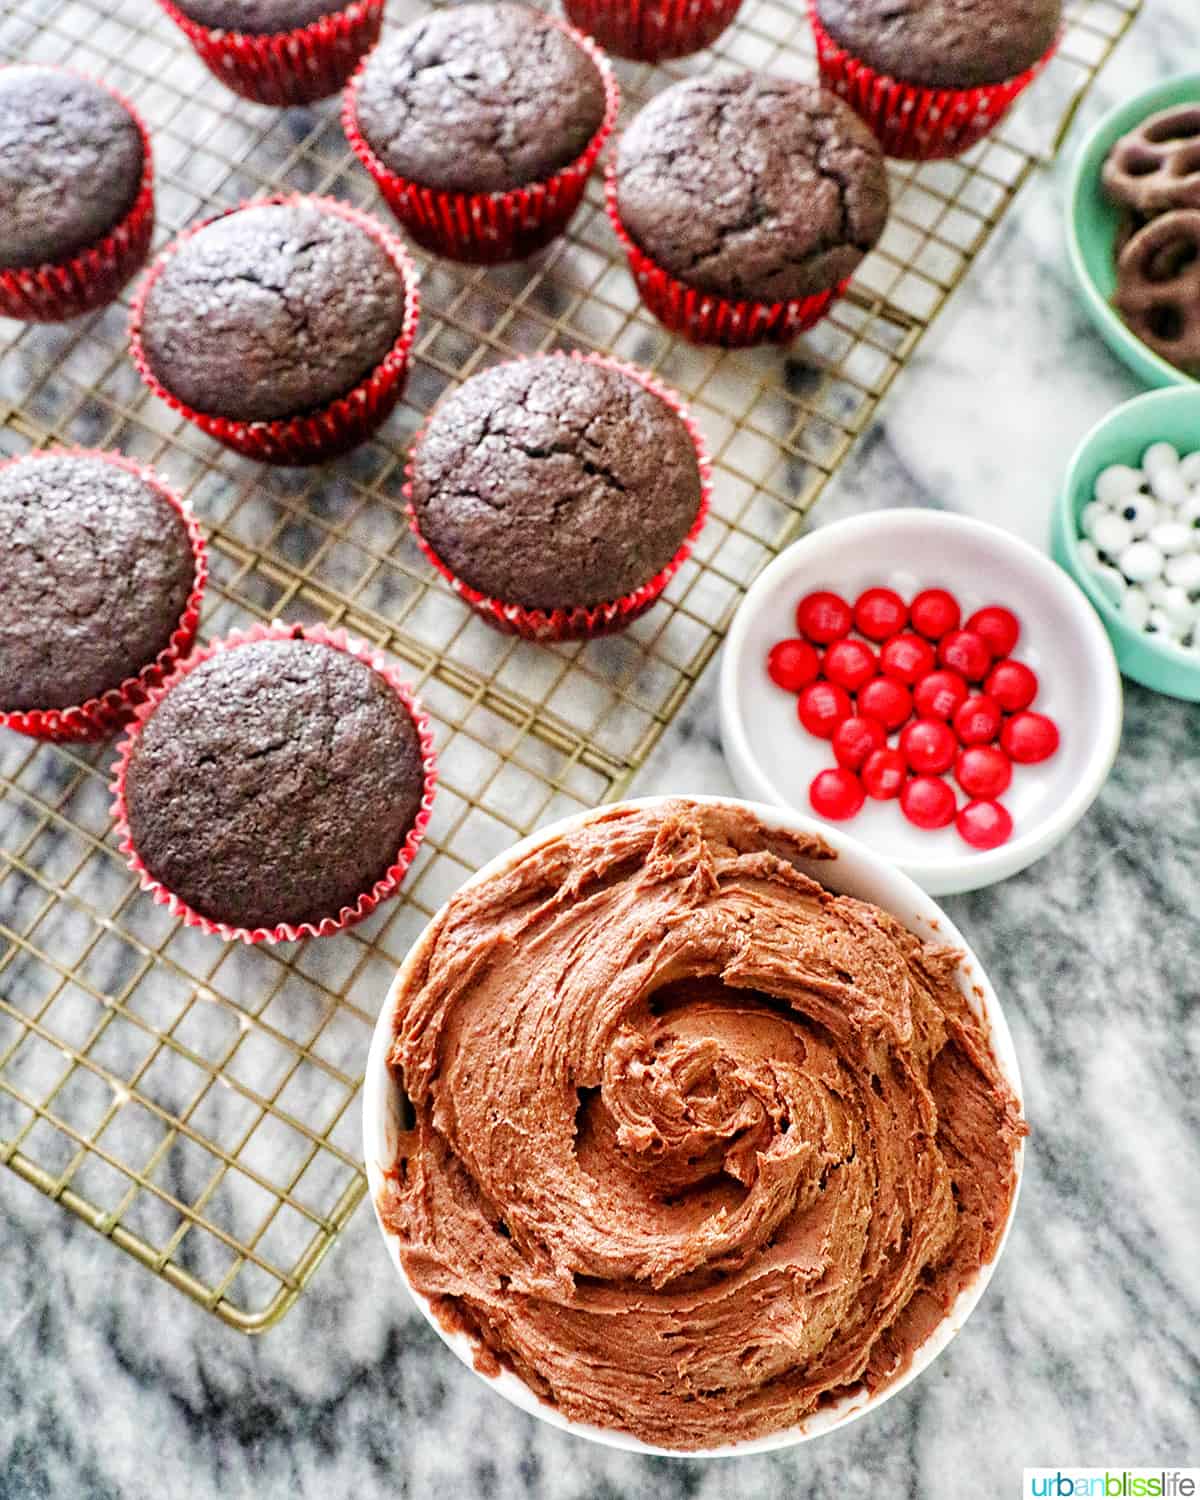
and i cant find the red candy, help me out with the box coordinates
[858,676,912,730]
[832,715,887,772]
[861,748,907,800]
[900,775,957,830]
[797,680,853,739]
[900,719,957,775]
[796,590,853,644]
[938,629,992,682]
[809,767,866,821]
[957,799,1014,850]
[853,587,908,642]
[956,744,1012,799]
[967,606,1020,659]
[1001,711,1060,764]
[913,669,968,721]
[910,588,961,640]
[880,632,936,685]
[985,659,1038,713]
[822,638,878,693]
[953,694,1003,746]
[766,638,821,693]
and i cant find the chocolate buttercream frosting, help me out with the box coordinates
[380,800,1025,1449]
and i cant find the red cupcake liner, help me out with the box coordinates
[109,620,438,945]
[561,0,741,62]
[342,18,620,264]
[0,68,155,323]
[604,166,845,347]
[808,2,1061,161]
[0,449,207,743]
[129,193,420,465]
[156,0,385,107]
[404,350,712,642]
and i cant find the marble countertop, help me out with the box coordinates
[3,4,1199,1498]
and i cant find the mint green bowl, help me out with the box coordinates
[1053,387,1200,700]
[1067,74,1200,390]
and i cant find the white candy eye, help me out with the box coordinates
[1179,495,1200,528]
[1119,540,1165,583]
[1166,553,1200,592]
[1094,464,1143,504]
[1080,501,1109,540]
[1149,468,1191,508]
[1113,493,1159,536]
[1149,521,1192,557]
[1143,441,1180,478]
[1122,587,1150,629]
[1162,586,1197,630]
[1178,451,1200,488]
[1092,513,1133,554]
[1145,608,1177,638]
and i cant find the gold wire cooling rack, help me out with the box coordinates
[0,0,1140,1331]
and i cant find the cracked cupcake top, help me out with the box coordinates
[615,74,889,304]
[124,636,426,932]
[139,200,407,424]
[408,356,703,610]
[0,66,145,271]
[0,455,196,712]
[172,0,349,33]
[352,2,607,195]
[814,0,1061,90]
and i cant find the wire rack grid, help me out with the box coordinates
[0,0,1140,1331]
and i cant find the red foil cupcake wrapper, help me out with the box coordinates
[128,193,420,465]
[808,2,1061,161]
[404,350,712,641]
[156,0,385,107]
[109,620,438,946]
[0,67,155,323]
[0,449,207,743]
[604,166,845,347]
[342,19,619,264]
[561,0,741,62]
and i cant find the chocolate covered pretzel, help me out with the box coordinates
[1114,209,1200,373]
[1102,103,1200,216]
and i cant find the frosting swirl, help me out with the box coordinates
[380,801,1024,1449]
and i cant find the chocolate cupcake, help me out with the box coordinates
[113,625,436,942]
[130,196,419,464]
[0,451,206,741]
[0,66,154,321]
[809,0,1062,160]
[158,0,385,106]
[406,353,710,640]
[563,0,741,63]
[609,75,889,346]
[343,3,618,262]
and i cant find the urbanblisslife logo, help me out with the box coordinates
[1024,1473,1199,1498]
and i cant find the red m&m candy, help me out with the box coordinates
[858,675,912,731]
[797,680,853,739]
[1001,711,1060,764]
[985,659,1038,713]
[861,748,907,800]
[938,629,992,682]
[853,587,908,641]
[809,767,865,821]
[957,799,1014,850]
[953,694,1003,746]
[956,744,1012,800]
[880,632,936,685]
[900,775,957,829]
[967,606,1020,659]
[766,638,821,693]
[832,715,887,771]
[900,719,957,775]
[823,638,878,693]
[910,588,961,640]
[913,669,968,721]
[796,591,853,644]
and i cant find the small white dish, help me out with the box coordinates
[719,510,1123,896]
[363,794,1025,1457]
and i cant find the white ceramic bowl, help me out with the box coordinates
[363,794,1026,1457]
[720,511,1123,896]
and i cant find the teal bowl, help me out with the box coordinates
[1053,387,1200,700]
[1066,74,1200,390]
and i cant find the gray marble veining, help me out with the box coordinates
[3,3,1199,1498]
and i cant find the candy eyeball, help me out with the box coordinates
[1149,521,1192,556]
[1094,464,1144,504]
[1122,587,1151,629]
[1091,512,1133,553]
[1179,494,1200,528]
[1148,467,1191,508]
[1166,552,1200,592]
[1114,493,1159,536]
[1178,450,1200,489]
[1119,540,1165,583]
[1142,441,1180,478]
[1080,501,1110,540]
